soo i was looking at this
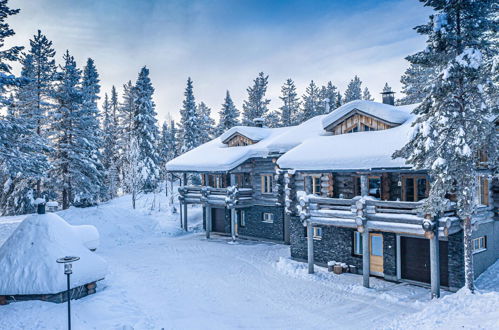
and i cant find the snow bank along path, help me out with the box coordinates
[0,194,497,329]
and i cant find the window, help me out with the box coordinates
[261,174,273,194]
[208,174,226,188]
[262,212,274,223]
[346,126,359,134]
[402,175,428,202]
[304,226,323,240]
[234,173,251,188]
[353,231,363,256]
[472,236,487,254]
[238,210,246,227]
[362,124,374,132]
[477,177,489,206]
[304,175,321,195]
[354,176,381,199]
[312,227,322,240]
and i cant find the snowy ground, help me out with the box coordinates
[0,193,498,330]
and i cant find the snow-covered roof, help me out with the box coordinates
[321,100,413,130]
[220,126,274,144]
[0,213,107,295]
[166,116,326,172]
[277,116,418,171]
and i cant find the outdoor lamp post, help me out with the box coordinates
[56,256,80,330]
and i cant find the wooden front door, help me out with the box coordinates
[211,208,227,233]
[370,233,384,275]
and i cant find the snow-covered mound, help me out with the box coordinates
[0,213,107,295]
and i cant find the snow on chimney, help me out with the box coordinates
[380,83,395,105]
[253,118,264,127]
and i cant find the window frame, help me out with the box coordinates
[401,175,429,202]
[304,174,322,195]
[261,174,273,194]
[262,212,274,223]
[312,226,322,240]
[353,231,363,256]
[472,236,487,254]
[477,176,489,206]
[354,175,382,199]
[238,210,246,227]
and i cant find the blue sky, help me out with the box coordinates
[8,0,432,122]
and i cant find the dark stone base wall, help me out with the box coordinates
[239,205,284,242]
[290,216,363,270]
[383,233,397,279]
[4,282,98,304]
[448,231,465,289]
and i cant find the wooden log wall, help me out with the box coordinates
[330,114,394,135]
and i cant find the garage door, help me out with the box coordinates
[211,208,227,233]
[401,237,449,287]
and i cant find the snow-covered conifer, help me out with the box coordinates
[217,90,239,134]
[398,63,434,105]
[264,111,280,128]
[242,72,270,125]
[278,78,300,126]
[132,66,161,193]
[362,87,373,101]
[178,77,201,153]
[299,80,320,122]
[197,102,215,144]
[343,75,362,103]
[394,0,498,292]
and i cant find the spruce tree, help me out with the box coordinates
[179,77,201,153]
[242,72,270,125]
[132,66,161,192]
[49,51,83,209]
[399,63,434,105]
[300,80,320,122]
[27,30,56,137]
[197,102,215,144]
[217,90,239,134]
[394,0,498,293]
[264,111,280,128]
[168,120,179,160]
[102,92,119,199]
[362,87,374,101]
[117,80,135,188]
[322,81,339,113]
[278,78,300,126]
[344,75,363,103]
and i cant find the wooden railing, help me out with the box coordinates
[178,185,254,208]
[298,194,466,237]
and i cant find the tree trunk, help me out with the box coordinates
[463,216,474,292]
[132,190,136,209]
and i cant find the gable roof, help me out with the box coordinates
[278,114,418,171]
[166,116,326,172]
[220,126,274,144]
[321,100,413,130]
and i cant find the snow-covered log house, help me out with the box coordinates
[166,93,498,296]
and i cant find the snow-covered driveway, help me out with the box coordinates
[1,195,497,329]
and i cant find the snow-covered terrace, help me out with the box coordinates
[166,115,326,173]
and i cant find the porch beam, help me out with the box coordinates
[430,232,441,298]
[362,229,370,288]
[307,222,314,274]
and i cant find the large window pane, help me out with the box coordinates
[371,235,383,256]
[417,178,427,201]
[405,178,414,201]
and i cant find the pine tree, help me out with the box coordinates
[217,90,239,134]
[335,90,343,108]
[49,51,83,209]
[299,80,320,122]
[132,66,161,192]
[242,72,270,125]
[178,77,201,153]
[362,87,374,101]
[394,0,498,293]
[264,111,280,128]
[102,93,119,199]
[278,78,300,126]
[321,81,339,113]
[117,80,135,189]
[197,102,215,144]
[399,63,434,105]
[344,75,363,103]
[26,30,56,137]
[0,0,22,105]
[168,120,179,160]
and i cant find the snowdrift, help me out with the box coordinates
[0,213,107,295]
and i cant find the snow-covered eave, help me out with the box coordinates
[276,166,420,173]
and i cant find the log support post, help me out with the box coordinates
[179,199,183,229]
[230,208,237,242]
[206,206,211,239]
[430,230,441,298]
[362,228,370,288]
[307,221,314,274]
[183,202,188,231]
[284,213,291,245]
[360,174,368,197]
